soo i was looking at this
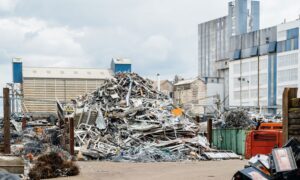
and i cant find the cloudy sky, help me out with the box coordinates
[0,0,299,115]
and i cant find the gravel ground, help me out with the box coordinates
[56,160,247,180]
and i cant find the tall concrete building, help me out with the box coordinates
[228,0,260,36]
[198,0,260,108]
[198,16,229,78]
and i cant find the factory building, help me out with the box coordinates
[13,59,132,113]
[22,67,113,112]
[228,20,299,112]
[198,0,260,108]
[173,77,224,115]
[173,78,206,114]
[198,0,260,78]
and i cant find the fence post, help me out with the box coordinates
[3,88,11,154]
[69,117,74,156]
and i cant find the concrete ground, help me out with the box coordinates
[58,160,247,180]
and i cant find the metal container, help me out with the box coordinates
[212,128,249,155]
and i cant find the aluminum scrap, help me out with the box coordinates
[73,73,211,162]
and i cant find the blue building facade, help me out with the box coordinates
[111,58,132,73]
[12,59,23,83]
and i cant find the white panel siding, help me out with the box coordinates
[23,78,104,112]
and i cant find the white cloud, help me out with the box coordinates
[0,63,12,117]
[0,17,92,67]
[141,35,172,62]
[0,0,18,12]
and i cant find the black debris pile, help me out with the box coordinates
[233,138,300,180]
[28,152,79,180]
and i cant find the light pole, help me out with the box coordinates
[156,73,160,92]
[6,83,14,114]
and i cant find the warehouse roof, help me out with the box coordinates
[23,67,113,79]
[174,78,198,86]
[112,58,131,64]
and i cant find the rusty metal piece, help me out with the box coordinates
[3,88,11,154]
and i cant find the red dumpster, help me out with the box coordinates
[245,130,283,159]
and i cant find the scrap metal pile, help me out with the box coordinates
[73,73,213,162]
[222,110,256,129]
[233,138,300,180]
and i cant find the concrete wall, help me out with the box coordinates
[198,16,229,77]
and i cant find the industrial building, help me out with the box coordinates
[198,0,260,78]
[173,78,206,114]
[228,20,299,112]
[12,58,132,113]
[198,0,260,108]
[173,77,224,114]
[152,80,174,98]
[22,67,113,112]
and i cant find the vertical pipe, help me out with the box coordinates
[207,118,213,147]
[3,88,11,154]
[157,73,160,92]
[11,85,15,114]
[257,31,260,109]
[240,35,243,107]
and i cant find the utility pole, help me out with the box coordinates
[240,35,243,107]
[3,88,11,154]
[257,30,261,110]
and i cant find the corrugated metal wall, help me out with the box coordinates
[23,78,104,112]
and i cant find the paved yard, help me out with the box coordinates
[57,160,247,180]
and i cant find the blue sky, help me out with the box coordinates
[0,0,300,116]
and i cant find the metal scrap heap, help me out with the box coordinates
[73,73,211,162]
[223,110,256,129]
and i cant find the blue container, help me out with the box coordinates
[114,64,131,73]
[13,61,23,83]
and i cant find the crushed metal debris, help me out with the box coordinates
[72,73,235,162]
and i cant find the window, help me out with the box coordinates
[287,28,299,39]
[277,41,286,53]
[266,37,270,44]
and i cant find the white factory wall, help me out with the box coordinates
[276,50,299,106]
[22,67,113,112]
[276,21,300,106]
[229,55,269,107]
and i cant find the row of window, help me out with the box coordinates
[232,38,298,60]
[277,53,298,67]
[277,68,298,83]
[277,38,299,53]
